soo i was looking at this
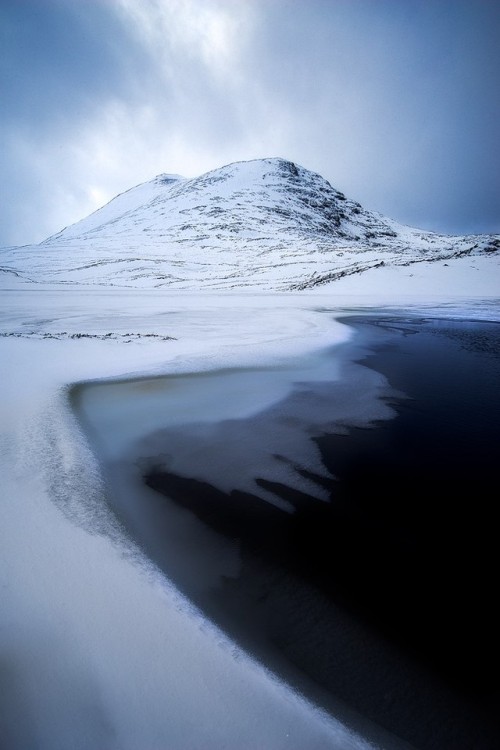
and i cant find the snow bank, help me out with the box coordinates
[315,253,500,301]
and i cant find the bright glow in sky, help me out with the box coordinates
[1,0,499,246]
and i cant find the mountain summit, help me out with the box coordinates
[2,157,498,289]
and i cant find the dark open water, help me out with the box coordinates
[76,316,500,750]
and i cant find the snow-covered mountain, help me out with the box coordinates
[2,157,498,289]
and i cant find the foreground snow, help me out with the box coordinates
[1,287,499,749]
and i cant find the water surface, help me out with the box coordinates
[73,315,500,750]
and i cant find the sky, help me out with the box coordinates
[1,0,499,247]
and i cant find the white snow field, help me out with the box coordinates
[1,158,499,749]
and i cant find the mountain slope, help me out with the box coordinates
[2,157,499,290]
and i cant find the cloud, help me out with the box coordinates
[116,0,253,82]
[0,0,498,246]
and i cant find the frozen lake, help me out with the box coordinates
[73,315,500,750]
[3,286,499,749]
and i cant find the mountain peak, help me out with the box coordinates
[3,158,498,290]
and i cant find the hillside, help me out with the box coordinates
[1,157,498,290]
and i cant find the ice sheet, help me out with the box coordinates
[1,290,403,750]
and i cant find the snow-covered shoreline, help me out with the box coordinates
[0,289,395,750]
[1,287,499,749]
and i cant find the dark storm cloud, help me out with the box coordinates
[0,0,498,246]
[248,0,500,234]
[0,0,154,245]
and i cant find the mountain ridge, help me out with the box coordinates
[2,157,499,290]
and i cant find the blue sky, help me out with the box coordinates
[1,0,499,246]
